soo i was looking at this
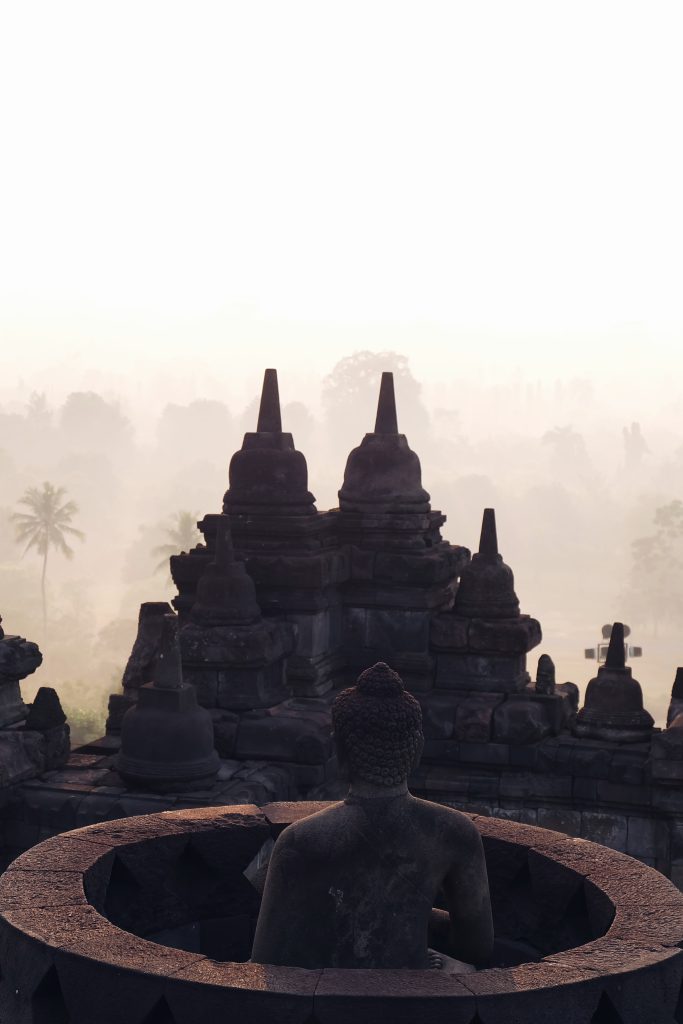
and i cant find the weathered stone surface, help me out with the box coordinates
[493,698,555,744]
[0,731,45,784]
[121,602,173,692]
[453,694,503,743]
[430,614,469,652]
[469,616,542,655]
[436,653,528,692]
[236,701,334,764]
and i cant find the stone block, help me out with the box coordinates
[573,777,598,802]
[0,731,46,785]
[365,609,429,654]
[343,607,367,649]
[421,739,461,763]
[580,811,627,851]
[569,743,613,779]
[285,610,332,658]
[430,614,469,651]
[609,752,646,786]
[509,745,539,769]
[596,780,652,808]
[499,773,534,798]
[216,663,290,712]
[210,711,239,759]
[187,669,219,707]
[349,545,375,581]
[531,774,573,799]
[468,774,501,800]
[235,702,333,764]
[468,615,542,655]
[537,807,581,836]
[453,694,503,742]
[418,693,457,739]
[492,697,554,744]
[627,816,668,860]
[435,653,527,693]
[459,741,510,766]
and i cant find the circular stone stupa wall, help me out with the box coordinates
[0,803,682,1023]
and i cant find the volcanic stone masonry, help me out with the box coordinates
[4,368,683,891]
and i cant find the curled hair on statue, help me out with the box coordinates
[332,662,423,787]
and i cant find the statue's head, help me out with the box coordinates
[332,662,423,786]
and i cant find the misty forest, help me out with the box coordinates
[1,347,681,744]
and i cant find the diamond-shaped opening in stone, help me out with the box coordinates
[171,839,223,901]
[590,991,623,1023]
[31,965,70,1024]
[103,854,144,925]
[139,995,177,1024]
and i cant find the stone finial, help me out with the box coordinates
[672,668,683,701]
[153,615,183,690]
[374,372,399,435]
[574,620,653,743]
[257,368,282,433]
[605,621,626,669]
[452,508,520,619]
[666,667,683,727]
[121,602,174,691]
[535,654,556,695]
[478,508,499,561]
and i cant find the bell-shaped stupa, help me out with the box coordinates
[452,508,520,619]
[118,613,219,791]
[190,515,260,626]
[574,622,654,742]
[223,368,315,514]
[339,372,430,512]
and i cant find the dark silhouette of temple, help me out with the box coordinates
[2,369,683,891]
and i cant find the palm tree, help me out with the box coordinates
[12,482,85,637]
[153,510,201,574]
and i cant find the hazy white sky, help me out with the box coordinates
[1,1,681,389]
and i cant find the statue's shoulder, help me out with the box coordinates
[410,796,481,845]
[273,801,349,853]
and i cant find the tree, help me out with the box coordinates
[625,500,683,635]
[11,482,85,636]
[322,351,431,450]
[153,510,201,573]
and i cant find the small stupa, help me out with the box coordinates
[118,613,219,791]
[574,622,654,743]
[338,371,430,512]
[180,516,294,714]
[452,508,520,620]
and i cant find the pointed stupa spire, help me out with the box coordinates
[479,508,499,560]
[257,368,282,432]
[213,513,234,569]
[672,668,683,700]
[605,622,626,670]
[153,614,183,690]
[374,372,399,434]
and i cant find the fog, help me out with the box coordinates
[1,3,682,739]
[2,338,683,740]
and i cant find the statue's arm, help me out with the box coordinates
[442,823,494,966]
[251,831,304,966]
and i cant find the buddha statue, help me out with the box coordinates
[251,662,493,971]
